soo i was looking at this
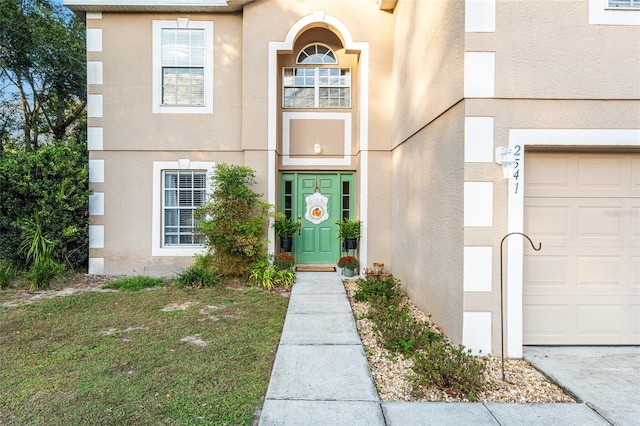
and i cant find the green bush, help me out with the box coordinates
[0,261,15,289]
[0,141,90,269]
[412,342,488,401]
[249,262,295,291]
[104,276,166,292]
[174,264,220,288]
[26,259,65,291]
[197,164,270,277]
[354,275,402,303]
[370,300,442,357]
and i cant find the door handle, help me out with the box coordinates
[297,216,302,236]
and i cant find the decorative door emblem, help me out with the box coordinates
[305,191,329,225]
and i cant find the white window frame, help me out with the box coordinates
[152,160,214,256]
[282,67,352,108]
[152,20,214,114]
[589,0,640,25]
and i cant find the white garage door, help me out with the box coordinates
[523,151,639,345]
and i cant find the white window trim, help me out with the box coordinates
[589,0,640,25]
[152,160,214,256]
[152,20,214,114]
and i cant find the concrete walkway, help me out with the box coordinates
[524,346,640,426]
[258,272,619,425]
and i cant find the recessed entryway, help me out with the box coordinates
[280,172,355,264]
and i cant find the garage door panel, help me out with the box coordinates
[525,206,570,238]
[632,257,640,288]
[524,303,570,339]
[576,304,623,336]
[524,152,640,345]
[578,206,624,237]
[526,152,638,198]
[577,156,626,190]
[577,256,624,287]
[525,155,571,191]
[525,255,570,285]
[631,305,640,336]
[632,157,640,188]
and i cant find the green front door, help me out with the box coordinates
[280,172,355,264]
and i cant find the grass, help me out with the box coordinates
[103,275,167,291]
[0,286,289,425]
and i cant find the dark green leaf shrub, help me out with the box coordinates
[370,299,442,357]
[354,275,402,303]
[0,261,15,289]
[412,342,488,400]
[26,259,64,291]
[0,141,90,269]
[197,164,270,277]
[174,264,220,288]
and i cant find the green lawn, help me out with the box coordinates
[0,286,288,425]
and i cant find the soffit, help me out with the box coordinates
[64,0,256,13]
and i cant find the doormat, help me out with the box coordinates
[295,266,336,272]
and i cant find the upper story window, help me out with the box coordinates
[609,0,639,6]
[161,29,205,106]
[297,43,337,64]
[152,20,213,114]
[284,44,350,108]
[283,68,351,108]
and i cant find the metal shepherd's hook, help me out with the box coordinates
[499,232,542,382]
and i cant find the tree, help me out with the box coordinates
[0,0,86,151]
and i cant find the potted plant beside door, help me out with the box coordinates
[336,218,362,251]
[337,255,359,277]
[272,213,300,253]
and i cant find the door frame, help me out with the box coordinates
[279,172,355,264]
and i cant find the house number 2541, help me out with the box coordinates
[513,145,522,194]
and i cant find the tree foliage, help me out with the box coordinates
[197,164,271,277]
[0,139,90,269]
[0,0,86,151]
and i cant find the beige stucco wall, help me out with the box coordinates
[391,0,465,148]
[464,0,640,100]
[388,0,466,342]
[391,103,465,343]
[97,13,243,151]
[464,0,640,354]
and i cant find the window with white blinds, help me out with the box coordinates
[161,29,205,106]
[609,0,639,6]
[163,170,206,246]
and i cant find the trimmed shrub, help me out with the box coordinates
[370,300,442,357]
[412,342,488,401]
[354,275,402,303]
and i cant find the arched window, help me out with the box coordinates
[283,44,350,108]
[296,43,337,64]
